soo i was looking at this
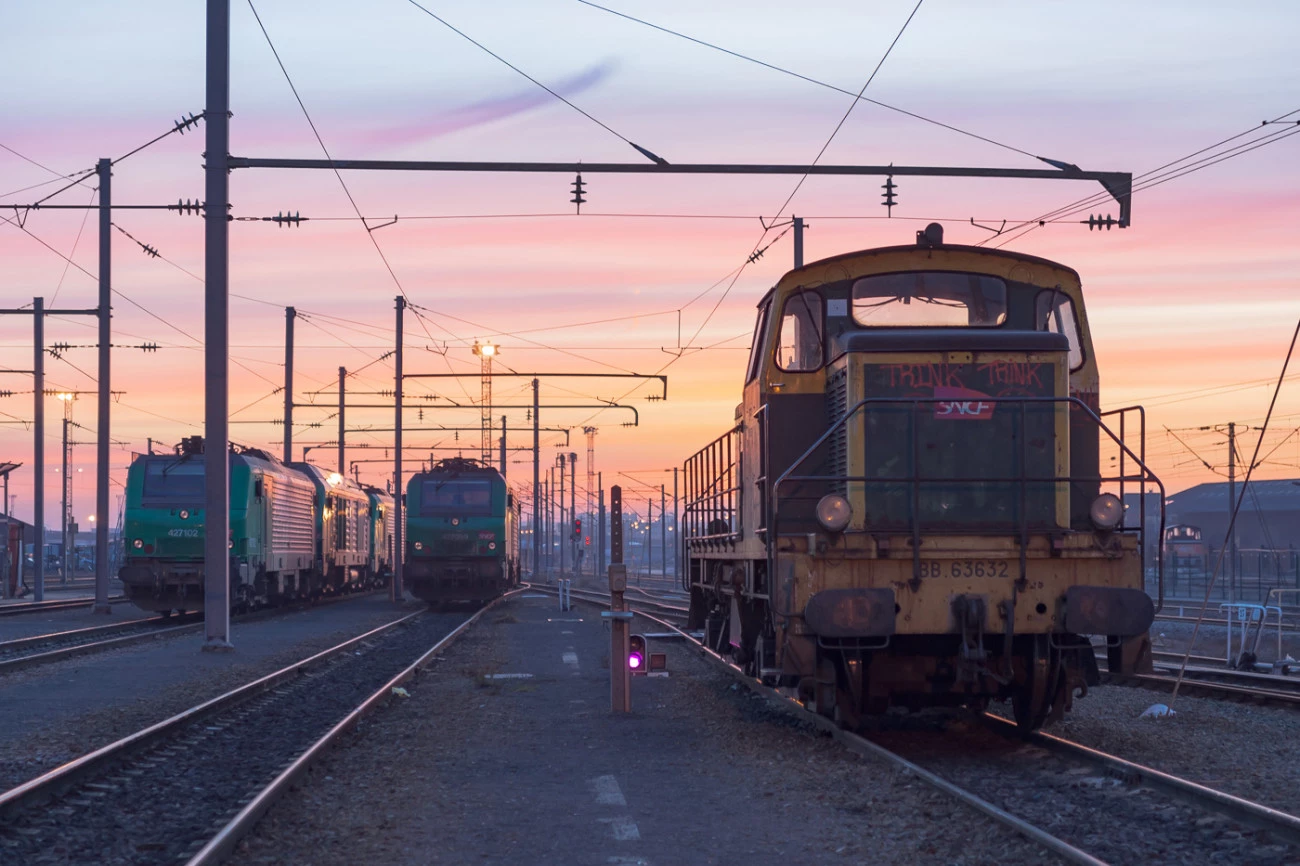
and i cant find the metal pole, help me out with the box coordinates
[94,157,112,612]
[532,378,539,575]
[393,296,405,601]
[337,366,345,475]
[33,297,44,602]
[673,467,679,582]
[61,415,69,586]
[500,414,506,477]
[558,455,566,577]
[1228,422,1236,604]
[608,485,628,713]
[793,215,804,268]
[283,306,295,463]
[598,473,604,576]
[661,483,666,582]
[203,0,233,650]
[569,451,576,576]
[647,496,653,581]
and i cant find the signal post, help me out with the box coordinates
[603,485,632,713]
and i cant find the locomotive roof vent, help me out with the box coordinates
[916,222,944,248]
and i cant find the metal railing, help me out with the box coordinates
[771,395,1166,609]
[682,425,743,549]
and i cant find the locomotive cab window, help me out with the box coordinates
[142,459,204,502]
[1035,290,1084,370]
[775,291,823,372]
[852,272,1007,327]
[745,298,771,383]
[420,478,492,516]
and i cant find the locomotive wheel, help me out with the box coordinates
[1012,636,1059,733]
[832,654,866,731]
[812,655,838,720]
[752,633,780,687]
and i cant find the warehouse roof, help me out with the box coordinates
[1167,479,1300,512]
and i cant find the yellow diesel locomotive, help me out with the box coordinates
[683,224,1163,731]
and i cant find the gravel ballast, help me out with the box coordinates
[0,611,470,866]
[229,595,1065,866]
[1043,679,1300,819]
[0,595,421,792]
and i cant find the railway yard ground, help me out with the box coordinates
[3,587,1300,865]
[0,592,421,792]
[228,592,1060,866]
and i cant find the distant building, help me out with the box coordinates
[1121,491,1163,570]
[1165,479,1300,550]
[0,514,33,597]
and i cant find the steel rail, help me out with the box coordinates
[982,714,1300,846]
[185,588,526,866]
[0,595,128,617]
[548,587,1300,854]
[0,615,169,652]
[0,621,199,675]
[565,595,1108,866]
[0,590,385,675]
[0,608,425,820]
[1100,670,1300,709]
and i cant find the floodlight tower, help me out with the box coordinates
[472,341,498,465]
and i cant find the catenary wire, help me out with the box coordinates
[574,0,1040,162]
[402,0,650,156]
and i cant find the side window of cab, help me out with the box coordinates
[745,299,771,384]
[775,291,824,372]
[1035,289,1084,371]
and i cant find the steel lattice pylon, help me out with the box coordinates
[472,341,498,464]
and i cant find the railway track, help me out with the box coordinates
[539,587,1300,865]
[0,595,128,617]
[1100,665,1300,710]
[0,616,196,674]
[0,591,386,676]
[0,591,517,866]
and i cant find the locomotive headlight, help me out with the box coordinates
[179,509,189,520]
[488,542,497,550]
[132,538,143,549]
[815,494,852,533]
[1090,493,1123,530]
[228,540,234,549]
[414,541,423,551]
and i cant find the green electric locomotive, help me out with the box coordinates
[119,438,316,613]
[405,458,519,605]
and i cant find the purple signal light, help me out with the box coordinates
[628,634,647,674]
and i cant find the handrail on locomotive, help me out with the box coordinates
[764,395,1166,613]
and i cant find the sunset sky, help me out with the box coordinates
[2,0,1298,528]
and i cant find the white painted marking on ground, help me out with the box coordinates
[484,673,534,680]
[597,816,641,841]
[547,618,584,623]
[608,857,652,865]
[562,651,579,668]
[561,630,574,635]
[589,775,627,806]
